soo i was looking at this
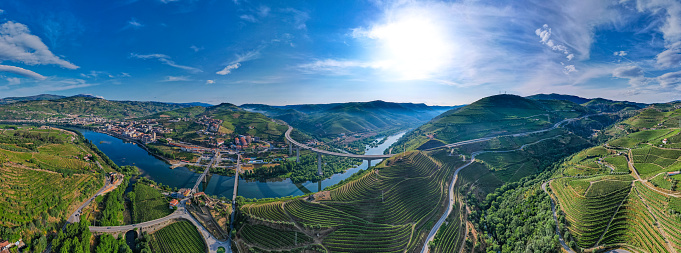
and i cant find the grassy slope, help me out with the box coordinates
[391,94,592,152]
[0,126,111,244]
[0,96,188,120]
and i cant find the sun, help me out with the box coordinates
[365,14,455,80]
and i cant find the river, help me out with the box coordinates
[80,129,405,199]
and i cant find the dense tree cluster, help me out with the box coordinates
[240,154,361,183]
[52,219,92,253]
[94,233,132,253]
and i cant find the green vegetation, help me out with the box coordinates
[240,225,312,249]
[98,178,129,226]
[235,151,465,252]
[146,143,198,162]
[391,94,592,152]
[241,100,455,138]
[130,183,174,223]
[0,126,106,250]
[240,153,362,183]
[150,220,207,253]
[0,96,188,120]
[95,233,132,253]
[51,219,92,253]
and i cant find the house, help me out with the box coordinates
[663,138,668,144]
[169,199,179,209]
[181,189,192,198]
[0,240,10,251]
[194,192,206,198]
[668,171,680,176]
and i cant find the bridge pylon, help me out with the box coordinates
[296,147,300,163]
[367,159,371,168]
[317,152,322,175]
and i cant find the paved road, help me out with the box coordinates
[284,126,393,159]
[542,180,576,253]
[420,157,475,253]
[90,198,232,253]
[65,172,122,225]
[421,134,568,253]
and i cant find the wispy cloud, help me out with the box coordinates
[0,21,79,69]
[122,18,144,31]
[0,65,47,80]
[535,24,575,62]
[6,77,20,85]
[206,79,215,84]
[130,53,202,73]
[190,45,203,52]
[281,8,309,30]
[216,48,262,75]
[162,76,190,82]
[239,15,257,23]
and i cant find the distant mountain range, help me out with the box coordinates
[526,93,647,112]
[240,100,462,138]
[0,94,213,107]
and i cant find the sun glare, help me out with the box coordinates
[368,15,454,80]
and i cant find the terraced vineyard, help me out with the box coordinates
[240,225,312,249]
[0,126,109,247]
[131,183,174,223]
[150,220,207,253]
[551,177,632,248]
[236,151,464,252]
[431,197,464,253]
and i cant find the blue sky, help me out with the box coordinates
[1,0,681,105]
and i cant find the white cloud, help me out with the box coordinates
[7,77,20,85]
[206,79,215,84]
[656,41,681,68]
[190,45,203,52]
[258,5,271,17]
[281,8,309,30]
[535,24,574,62]
[298,59,385,75]
[160,0,179,3]
[614,51,628,56]
[0,21,78,69]
[216,63,241,75]
[0,65,47,80]
[240,15,257,23]
[122,18,144,30]
[0,78,96,96]
[162,76,190,82]
[563,65,577,74]
[612,65,648,86]
[657,70,681,88]
[216,48,262,75]
[130,53,202,73]
[0,9,4,15]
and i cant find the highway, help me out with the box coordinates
[284,126,394,159]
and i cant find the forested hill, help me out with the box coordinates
[145,103,296,143]
[527,93,647,112]
[390,94,600,151]
[0,96,191,120]
[0,94,66,104]
[240,100,460,138]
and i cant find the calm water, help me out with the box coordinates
[80,129,405,199]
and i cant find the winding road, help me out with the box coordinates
[542,179,576,253]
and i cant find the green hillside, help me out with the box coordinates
[0,94,66,105]
[0,96,189,120]
[149,103,294,144]
[0,125,117,251]
[391,94,595,152]
[241,100,458,138]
